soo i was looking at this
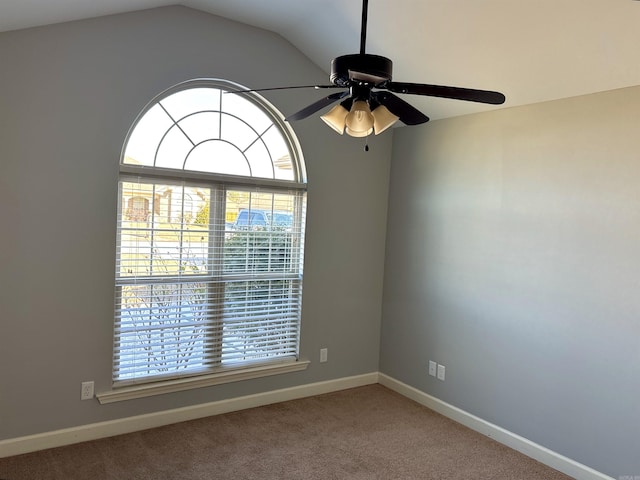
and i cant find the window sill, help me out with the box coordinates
[96,359,310,404]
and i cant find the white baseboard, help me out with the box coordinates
[378,373,614,480]
[0,371,615,480]
[0,372,379,458]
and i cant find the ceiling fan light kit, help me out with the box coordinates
[238,0,505,140]
[321,100,399,136]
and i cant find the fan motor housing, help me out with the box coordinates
[330,54,393,87]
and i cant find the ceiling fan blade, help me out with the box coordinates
[374,92,429,125]
[230,84,340,93]
[386,82,506,105]
[286,91,350,122]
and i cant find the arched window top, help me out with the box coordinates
[122,79,305,184]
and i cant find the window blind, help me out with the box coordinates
[114,179,306,385]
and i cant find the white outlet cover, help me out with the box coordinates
[437,364,446,381]
[428,361,437,376]
[320,348,328,363]
[81,381,94,400]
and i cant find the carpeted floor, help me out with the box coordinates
[0,384,573,479]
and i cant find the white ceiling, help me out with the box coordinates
[2,0,640,120]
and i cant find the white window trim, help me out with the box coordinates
[98,359,310,404]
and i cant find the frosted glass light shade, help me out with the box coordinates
[345,100,374,137]
[320,105,349,134]
[372,105,399,135]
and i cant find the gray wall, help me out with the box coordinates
[380,86,640,477]
[0,6,391,440]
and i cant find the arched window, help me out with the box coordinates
[111,79,307,392]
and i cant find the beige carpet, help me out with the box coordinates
[0,385,573,479]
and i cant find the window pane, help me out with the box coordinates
[224,191,297,275]
[179,111,221,145]
[222,279,301,365]
[160,88,221,122]
[222,92,272,134]
[221,114,258,153]
[115,280,212,380]
[118,182,210,278]
[245,140,275,179]
[118,230,152,277]
[155,125,194,169]
[123,104,174,166]
[273,153,295,181]
[184,140,250,176]
[261,127,295,180]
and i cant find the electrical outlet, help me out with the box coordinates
[428,360,437,376]
[320,348,328,363]
[437,364,446,381]
[81,381,94,400]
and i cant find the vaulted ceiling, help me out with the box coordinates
[2,0,640,120]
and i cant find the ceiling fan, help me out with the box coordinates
[242,0,506,138]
